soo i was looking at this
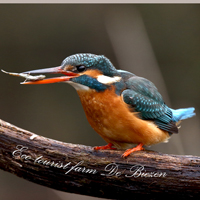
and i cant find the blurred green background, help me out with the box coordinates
[0,4,199,200]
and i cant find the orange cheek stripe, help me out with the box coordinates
[82,69,102,78]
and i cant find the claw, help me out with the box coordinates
[122,143,144,158]
[94,143,116,150]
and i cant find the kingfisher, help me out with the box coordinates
[21,53,195,157]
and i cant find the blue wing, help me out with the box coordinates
[121,75,178,133]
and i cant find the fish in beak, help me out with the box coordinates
[21,66,79,84]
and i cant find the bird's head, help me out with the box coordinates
[23,53,124,93]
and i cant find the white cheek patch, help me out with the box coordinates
[97,75,121,84]
[67,81,90,91]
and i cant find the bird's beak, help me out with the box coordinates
[22,66,79,84]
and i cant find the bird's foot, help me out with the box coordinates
[122,143,144,158]
[94,143,116,150]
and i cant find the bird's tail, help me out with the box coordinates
[171,107,196,122]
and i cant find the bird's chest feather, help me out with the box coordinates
[77,87,130,134]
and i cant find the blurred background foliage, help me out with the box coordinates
[0,4,199,200]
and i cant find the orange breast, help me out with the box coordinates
[77,87,170,149]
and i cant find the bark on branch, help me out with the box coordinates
[0,118,199,199]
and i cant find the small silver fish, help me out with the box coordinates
[1,69,46,82]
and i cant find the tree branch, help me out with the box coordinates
[0,119,199,199]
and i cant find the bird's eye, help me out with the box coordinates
[76,65,86,72]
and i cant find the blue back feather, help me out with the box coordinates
[171,107,195,122]
[121,73,195,133]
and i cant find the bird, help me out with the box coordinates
[21,53,196,157]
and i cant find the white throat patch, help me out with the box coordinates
[97,75,121,84]
[67,81,90,91]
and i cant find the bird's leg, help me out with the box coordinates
[94,143,116,150]
[122,143,144,158]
